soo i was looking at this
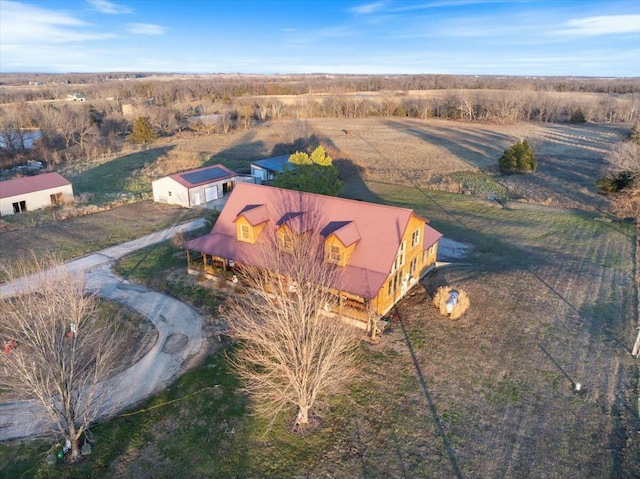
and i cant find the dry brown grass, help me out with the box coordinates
[164,117,627,210]
[433,285,470,319]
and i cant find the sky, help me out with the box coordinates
[1,0,639,77]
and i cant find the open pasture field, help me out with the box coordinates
[168,117,627,210]
[1,117,637,478]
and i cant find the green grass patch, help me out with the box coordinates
[0,352,346,479]
[69,148,171,204]
[485,376,525,405]
[448,171,510,200]
[114,230,224,314]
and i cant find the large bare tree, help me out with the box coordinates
[0,255,122,461]
[224,208,360,429]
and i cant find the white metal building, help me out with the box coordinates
[152,164,240,208]
[0,172,74,216]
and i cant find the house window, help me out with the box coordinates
[409,257,417,276]
[393,241,406,271]
[50,193,62,205]
[168,191,172,196]
[329,245,341,263]
[12,201,27,214]
[411,228,420,247]
[240,224,251,241]
[387,271,401,297]
[280,231,293,251]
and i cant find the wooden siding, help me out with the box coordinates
[235,216,266,244]
[373,214,437,315]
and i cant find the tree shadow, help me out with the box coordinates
[381,118,512,170]
[396,310,465,479]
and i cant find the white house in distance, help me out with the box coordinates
[250,155,291,184]
[0,172,74,216]
[153,164,250,208]
[65,93,86,102]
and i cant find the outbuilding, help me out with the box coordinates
[250,155,291,184]
[152,164,240,208]
[0,172,74,216]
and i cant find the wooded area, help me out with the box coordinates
[1,73,638,172]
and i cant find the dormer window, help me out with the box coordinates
[240,224,251,241]
[329,245,341,263]
[279,229,293,251]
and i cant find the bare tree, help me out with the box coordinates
[607,140,639,175]
[602,133,640,220]
[224,207,360,429]
[0,254,123,461]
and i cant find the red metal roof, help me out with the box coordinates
[183,183,442,299]
[0,172,71,199]
[168,164,236,189]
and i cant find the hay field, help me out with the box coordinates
[168,117,626,210]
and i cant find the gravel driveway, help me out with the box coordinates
[0,218,207,441]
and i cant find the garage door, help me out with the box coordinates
[205,186,219,202]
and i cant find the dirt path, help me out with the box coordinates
[0,219,207,441]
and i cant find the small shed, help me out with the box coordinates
[152,164,239,208]
[250,155,291,184]
[0,172,74,216]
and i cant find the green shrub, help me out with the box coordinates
[569,110,586,124]
[498,140,537,174]
[596,171,635,194]
[393,106,407,117]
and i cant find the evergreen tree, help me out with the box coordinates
[128,116,157,144]
[499,140,537,173]
[278,145,342,195]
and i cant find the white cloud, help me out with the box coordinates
[350,1,386,15]
[558,15,640,36]
[86,0,132,15]
[127,23,166,35]
[0,1,116,44]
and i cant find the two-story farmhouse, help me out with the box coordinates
[183,183,442,324]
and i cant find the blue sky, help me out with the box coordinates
[1,0,639,76]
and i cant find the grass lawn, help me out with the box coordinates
[2,183,636,478]
[67,148,173,204]
[0,202,203,279]
[66,145,252,205]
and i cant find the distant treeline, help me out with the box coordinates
[1,73,639,104]
[0,73,638,171]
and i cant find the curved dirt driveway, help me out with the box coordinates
[0,219,206,441]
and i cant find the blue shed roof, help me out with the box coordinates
[252,155,291,173]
